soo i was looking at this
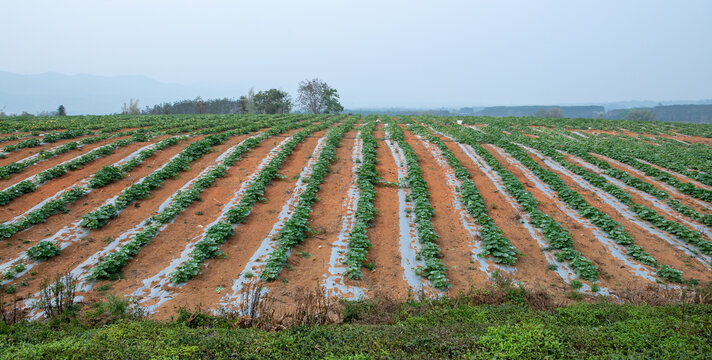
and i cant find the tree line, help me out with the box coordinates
[135,78,343,116]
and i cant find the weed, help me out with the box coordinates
[35,272,78,319]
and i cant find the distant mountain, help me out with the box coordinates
[0,71,238,115]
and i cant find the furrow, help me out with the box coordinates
[324,131,366,299]
[486,144,659,283]
[520,144,712,270]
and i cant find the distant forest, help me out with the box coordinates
[137,98,712,124]
[606,105,712,123]
[142,98,246,115]
[474,106,605,119]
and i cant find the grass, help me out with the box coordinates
[1,275,711,359]
[1,302,710,359]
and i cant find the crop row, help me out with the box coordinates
[407,122,519,265]
[421,118,600,283]
[528,131,712,228]
[386,117,449,289]
[88,136,188,188]
[87,119,317,280]
[525,143,712,257]
[0,130,139,180]
[1,129,90,152]
[169,118,340,283]
[0,133,150,206]
[344,117,379,279]
[0,187,87,241]
[261,117,357,281]
[19,118,295,267]
[79,120,276,230]
[494,138,684,283]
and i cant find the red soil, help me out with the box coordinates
[483,144,650,292]
[0,134,101,167]
[0,136,135,190]
[128,128,331,319]
[590,153,712,215]
[0,135,220,299]
[264,129,360,301]
[439,138,565,291]
[525,150,712,282]
[0,136,173,221]
[403,129,491,292]
[359,123,410,299]
[564,155,711,240]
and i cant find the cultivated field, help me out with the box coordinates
[1,114,712,318]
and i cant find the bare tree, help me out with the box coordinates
[122,99,140,115]
[195,96,207,114]
[297,78,330,114]
[246,88,257,114]
[238,96,249,114]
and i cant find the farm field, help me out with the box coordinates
[1,113,712,320]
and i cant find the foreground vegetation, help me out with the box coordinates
[2,275,711,359]
[2,304,710,359]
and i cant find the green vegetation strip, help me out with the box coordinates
[616,156,712,204]
[80,120,275,230]
[423,118,599,282]
[88,118,315,280]
[576,148,712,219]
[515,129,712,227]
[0,133,156,206]
[0,130,136,180]
[0,134,23,143]
[407,121,519,265]
[386,117,448,289]
[527,143,712,257]
[2,129,94,152]
[344,116,379,279]
[260,117,357,281]
[2,302,710,359]
[169,118,340,283]
[88,135,188,188]
[494,137,684,283]
[0,187,87,240]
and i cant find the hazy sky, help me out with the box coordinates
[2,0,711,108]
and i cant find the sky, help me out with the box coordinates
[1,0,711,108]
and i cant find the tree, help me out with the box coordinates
[321,88,344,114]
[122,99,140,115]
[534,107,563,118]
[254,89,292,114]
[195,97,207,114]
[625,108,655,122]
[246,88,257,114]
[57,105,66,116]
[238,96,248,114]
[297,78,343,114]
